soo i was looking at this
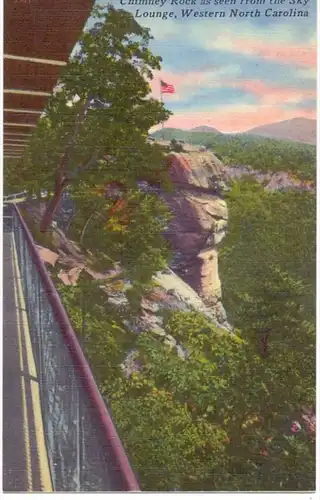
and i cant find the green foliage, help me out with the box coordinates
[219,179,316,402]
[216,180,316,490]
[152,127,215,143]
[69,187,172,283]
[55,277,135,385]
[50,172,315,492]
[110,323,236,490]
[108,306,315,491]
[21,5,172,193]
[152,128,316,181]
[220,179,316,323]
[53,254,315,491]
[3,159,25,194]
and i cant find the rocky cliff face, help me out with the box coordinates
[163,152,230,324]
[26,150,313,334]
[23,149,316,377]
[224,165,314,192]
[160,152,314,323]
[48,150,231,326]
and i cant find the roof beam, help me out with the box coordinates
[4,108,42,114]
[4,143,27,147]
[4,54,67,66]
[4,135,30,139]
[4,89,51,97]
[4,138,29,142]
[4,122,37,127]
[3,130,32,137]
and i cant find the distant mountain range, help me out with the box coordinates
[244,118,316,145]
[190,126,221,134]
[152,118,316,146]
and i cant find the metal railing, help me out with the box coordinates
[9,204,140,492]
[3,190,28,202]
[3,191,49,204]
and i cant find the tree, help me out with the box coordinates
[220,180,316,323]
[19,5,171,232]
[216,180,316,490]
[68,183,172,283]
[108,318,241,491]
[3,158,25,195]
[54,234,315,492]
[105,305,314,491]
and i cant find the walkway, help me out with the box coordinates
[3,232,53,492]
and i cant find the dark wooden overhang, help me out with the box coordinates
[4,0,94,159]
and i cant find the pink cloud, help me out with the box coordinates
[235,41,316,67]
[231,80,316,106]
[149,70,316,108]
[155,106,316,134]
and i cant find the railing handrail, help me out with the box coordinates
[3,191,49,203]
[13,204,140,492]
[4,190,28,200]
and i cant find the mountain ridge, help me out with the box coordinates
[190,125,221,134]
[152,117,316,145]
[244,117,316,145]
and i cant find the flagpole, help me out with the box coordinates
[160,78,165,141]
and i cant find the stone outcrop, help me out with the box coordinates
[161,152,314,322]
[163,151,230,322]
[19,147,316,381]
[25,150,313,331]
[35,235,231,378]
[29,150,231,328]
[224,165,314,192]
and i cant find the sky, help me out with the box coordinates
[94,1,316,133]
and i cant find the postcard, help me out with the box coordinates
[3,0,316,494]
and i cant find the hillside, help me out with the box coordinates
[190,126,221,134]
[153,117,316,146]
[22,149,316,491]
[152,127,316,181]
[152,127,220,143]
[151,127,219,143]
[244,117,316,145]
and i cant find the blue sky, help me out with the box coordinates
[90,1,316,132]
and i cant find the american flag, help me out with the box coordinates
[161,80,175,94]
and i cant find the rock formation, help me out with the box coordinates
[224,165,314,192]
[163,151,230,324]
[24,150,232,328]
[160,151,313,325]
[23,148,315,378]
[25,149,313,331]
